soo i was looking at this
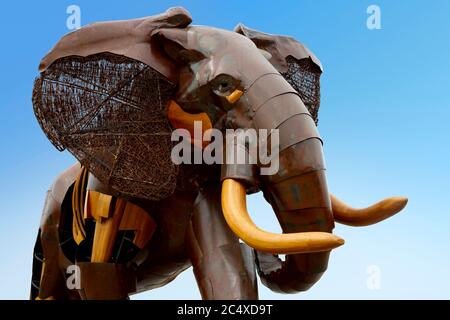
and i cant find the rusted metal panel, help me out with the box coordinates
[235,24,323,73]
[245,73,298,112]
[267,138,326,184]
[187,189,258,299]
[253,93,310,130]
[276,113,321,152]
[268,169,331,211]
[77,262,136,300]
[38,7,192,81]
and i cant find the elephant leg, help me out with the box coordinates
[31,227,68,300]
[186,187,258,300]
[32,188,80,300]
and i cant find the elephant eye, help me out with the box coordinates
[211,74,239,97]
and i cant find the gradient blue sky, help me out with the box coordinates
[0,0,449,299]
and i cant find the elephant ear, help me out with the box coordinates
[32,8,192,201]
[235,24,322,124]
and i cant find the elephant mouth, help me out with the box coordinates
[221,178,407,254]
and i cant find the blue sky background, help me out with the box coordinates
[0,0,449,299]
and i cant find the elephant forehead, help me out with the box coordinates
[193,55,241,86]
[196,32,224,53]
[188,25,255,51]
[185,26,261,85]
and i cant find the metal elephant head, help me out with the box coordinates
[149,12,407,292]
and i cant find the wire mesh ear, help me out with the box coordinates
[235,24,322,125]
[280,56,321,124]
[33,53,178,201]
[32,9,195,200]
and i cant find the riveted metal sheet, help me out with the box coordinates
[220,131,260,192]
[253,93,310,130]
[273,113,321,152]
[275,207,334,233]
[268,169,330,211]
[265,138,325,184]
[77,262,136,300]
[245,73,298,112]
[235,24,323,125]
[38,7,192,81]
[189,189,258,299]
[221,164,259,193]
[235,24,323,73]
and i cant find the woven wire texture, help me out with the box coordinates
[281,56,322,124]
[32,53,178,200]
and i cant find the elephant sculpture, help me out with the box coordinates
[30,7,407,300]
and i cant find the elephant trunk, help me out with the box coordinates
[255,89,334,292]
[221,73,339,293]
[256,155,334,293]
[220,73,407,293]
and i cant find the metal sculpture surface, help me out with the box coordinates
[31,7,407,300]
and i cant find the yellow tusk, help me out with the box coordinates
[35,296,55,300]
[221,179,344,254]
[331,194,408,227]
[226,89,244,104]
[167,100,212,149]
